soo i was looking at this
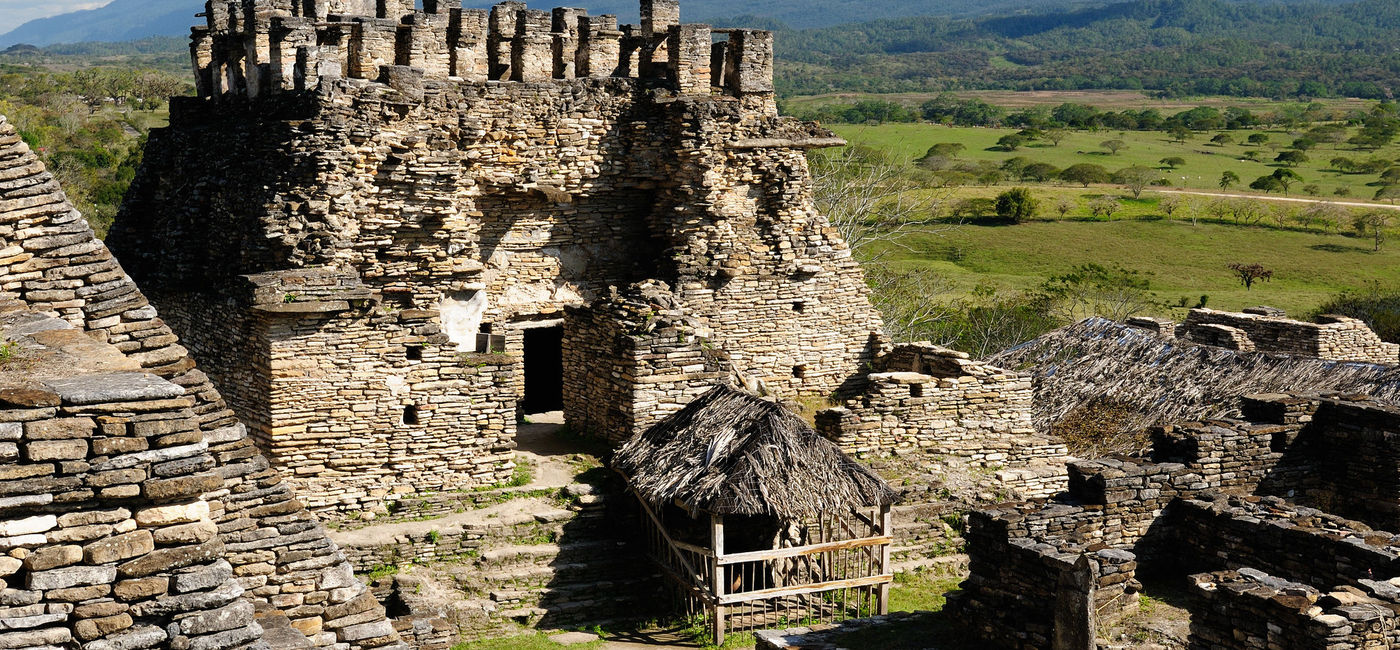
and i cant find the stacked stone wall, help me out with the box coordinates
[1190,569,1400,649]
[1179,308,1399,365]
[956,393,1400,649]
[562,282,728,443]
[816,343,1068,500]
[0,114,404,648]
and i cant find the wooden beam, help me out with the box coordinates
[711,514,726,647]
[718,573,894,606]
[717,536,894,565]
[879,505,893,616]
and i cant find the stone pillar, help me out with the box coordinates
[190,27,215,99]
[488,2,525,80]
[552,8,586,78]
[640,0,680,36]
[669,24,711,94]
[452,9,490,81]
[348,17,399,79]
[511,9,552,82]
[423,0,460,13]
[375,0,413,20]
[399,12,452,79]
[577,14,621,78]
[618,24,642,77]
[270,17,317,91]
[723,29,774,95]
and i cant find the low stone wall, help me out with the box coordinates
[1179,308,1399,365]
[817,343,1069,500]
[1190,569,1400,649]
[956,392,1400,649]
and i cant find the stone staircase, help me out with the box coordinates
[331,478,664,647]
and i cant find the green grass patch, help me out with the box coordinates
[889,570,965,613]
[832,122,1400,200]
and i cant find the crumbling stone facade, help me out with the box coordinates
[954,392,1400,649]
[0,115,405,649]
[109,0,884,516]
[817,343,1071,500]
[1128,307,1400,365]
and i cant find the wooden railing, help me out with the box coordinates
[629,490,893,645]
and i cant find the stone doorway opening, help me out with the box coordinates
[522,324,565,415]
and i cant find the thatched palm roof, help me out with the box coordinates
[612,386,898,519]
[989,317,1400,435]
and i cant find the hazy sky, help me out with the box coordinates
[0,0,111,35]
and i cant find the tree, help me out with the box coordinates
[1303,184,1321,196]
[1275,150,1309,167]
[1376,186,1400,205]
[1219,171,1241,190]
[1291,137,1317,151]
[1381,168,1400,185]
[1042,263,1156,322]
[1045,129,1068,146]
[1210,133,1234,146]
[1228,263,1274,290]
[1354,211,1393,251]
[1250,175,1283,193]
[1331,157,1357,173]
[1247,133,1270,146]
[1160,194,1188,221]
[1115,167,1158,199]
[809,146,949,260]
[1061,163,1111,188]
[1021,162,1061,183]
[978,171,1005,187]
[1271,168,1302,194]
[997,134,1026,151]
[996,188,1039,224]
[1160,156,1186,171]
[1101,139,1127,155]
[1300,202,1349,233]
[1054,197,1075,219]
[1170,126,1191,144]
[1088,196,1121,219]
[922,143,965,160]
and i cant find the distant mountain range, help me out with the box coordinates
[0,0,195,48]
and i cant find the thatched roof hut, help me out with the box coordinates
[612,386,898,520]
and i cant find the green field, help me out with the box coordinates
[830,122,1400,200]
[787,91,1372,116]
[877,211,1398,318]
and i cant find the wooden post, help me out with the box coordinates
[711,513,726,646]
[878,506,892,615]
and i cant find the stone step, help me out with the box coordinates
[477,539,630,568]
[463,557,639,593]
[487,573,662,607]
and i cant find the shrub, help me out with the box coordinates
[995,188,1039,224]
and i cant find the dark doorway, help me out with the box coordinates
[522,326,564,414]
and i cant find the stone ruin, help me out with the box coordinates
[104,0,1072,525]
[954,393,1400,649]
[0,116,407,649]
[107,0,889,518]
[1129,307,1400,365]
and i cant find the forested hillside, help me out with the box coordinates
[776,0,1400,98]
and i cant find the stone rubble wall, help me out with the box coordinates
[1177,308,1400,365]
[816,343,1069,500]
[955,393,1400,649]
[1190,569,1400,650]
[0,114,405,648]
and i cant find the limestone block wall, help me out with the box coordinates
[0,114,405,648]
[562,282,729,443]
[1179,308,1400,364]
